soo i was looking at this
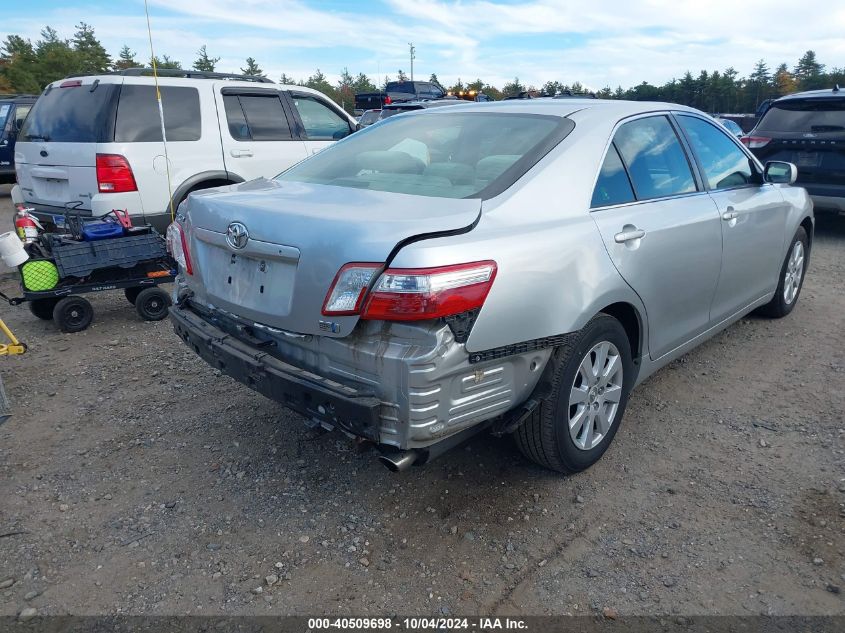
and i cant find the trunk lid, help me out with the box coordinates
[183,178,481,337]
[15,80,119,211]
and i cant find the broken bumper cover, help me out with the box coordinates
[169,303,382,441]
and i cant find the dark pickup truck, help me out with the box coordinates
[355,81,446,112]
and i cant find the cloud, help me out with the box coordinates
[2,0,843,89]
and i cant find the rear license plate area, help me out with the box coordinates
[796,152,820,168]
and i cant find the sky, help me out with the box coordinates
[3,0,844,90]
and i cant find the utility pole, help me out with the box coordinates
[409,43,415,81]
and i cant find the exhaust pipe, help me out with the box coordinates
[378,449,422,473]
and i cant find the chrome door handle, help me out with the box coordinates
[722,210,738,221]
[230,149,253,158]
[614,228,646,243]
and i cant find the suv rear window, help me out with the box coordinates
[115,85,201,142]
[20,83,117,143]
[276,112,573,200]
[757,98,845,134]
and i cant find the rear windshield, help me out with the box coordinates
[758,98,845,134]
[276,112,573,199]
[20,83,117,143]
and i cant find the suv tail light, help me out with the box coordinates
[384,96,392,105]
[740,135,772,149]
[96,154,138,193]
[166,222,193,275]
[362,261,497,321]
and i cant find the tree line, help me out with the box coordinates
[2,24,843,115]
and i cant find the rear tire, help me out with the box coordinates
[135,287,171,321]
[29,298,58,320]
[514,314,634,473]
[757,227,808,318]
[53,296,94,333]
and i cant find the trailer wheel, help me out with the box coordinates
[135,287,171,321]
[29,298,59,320]
[124,287,143,305]
[53,296,94,333]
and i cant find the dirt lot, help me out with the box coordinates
[0,183,843,618]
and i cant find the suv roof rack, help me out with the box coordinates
[65,68,274,83]
[0,93,39,99]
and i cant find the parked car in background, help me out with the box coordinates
[716,117,743,137]
[358,109,382,128]
[742,86,845,214]
[168,99,812,474]
[354,80,446,112]
[13,69,357,231]
[0,94,37,184]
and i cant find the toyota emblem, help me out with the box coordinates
[226,222,249,250]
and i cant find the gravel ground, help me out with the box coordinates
[0,184,843,618]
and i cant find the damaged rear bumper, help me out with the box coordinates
[170,303,383,440]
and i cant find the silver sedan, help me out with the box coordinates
[169,99,813,474]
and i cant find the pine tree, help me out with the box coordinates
[279,73,296,85]
[397,69,408,81]
[240,57,264,77]
[352,72,376,94]
[114,45,138,71]
[502,77,525,97]
[72,22,111,73]
[428,73,442,87]
[152,55,182,70]
[0,35,40,93]
[794,50,825,90]
[336,67,355,112]
[193,45,219,72]
[749,59,770,107]
[34,27,77,88]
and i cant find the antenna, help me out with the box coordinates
[409,43,416,81]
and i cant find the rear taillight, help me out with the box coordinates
[96,153,137,193]
[322,264,381,315]
[166,222,193,275]
[384,96,392,105]
[740,135,771,149]
[362,261,497,321]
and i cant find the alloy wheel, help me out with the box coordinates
[568,341,624,451]
[783,241,804,305]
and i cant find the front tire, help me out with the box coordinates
[514,314,634,473]
[758,226,808,318]
[53,296,94,333]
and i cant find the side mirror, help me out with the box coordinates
[764,161,797,185]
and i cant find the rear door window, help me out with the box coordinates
[115,85,201,142]
[758,98,845,133]
[224,94,293,141]
[14,104,32,131]
[613,116,697,200]
[20,83,118,143]
[289,95,351,140]
[677,115,756,190]
[0,104,10,131]
[591,143,636,207]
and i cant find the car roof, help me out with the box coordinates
[0,95,38,103]
[43,74,327,97]
[775,87,843,102]
[409,98,704,119]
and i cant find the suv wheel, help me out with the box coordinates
[514,314,634,473]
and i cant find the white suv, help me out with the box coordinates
[12,69,358,231]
